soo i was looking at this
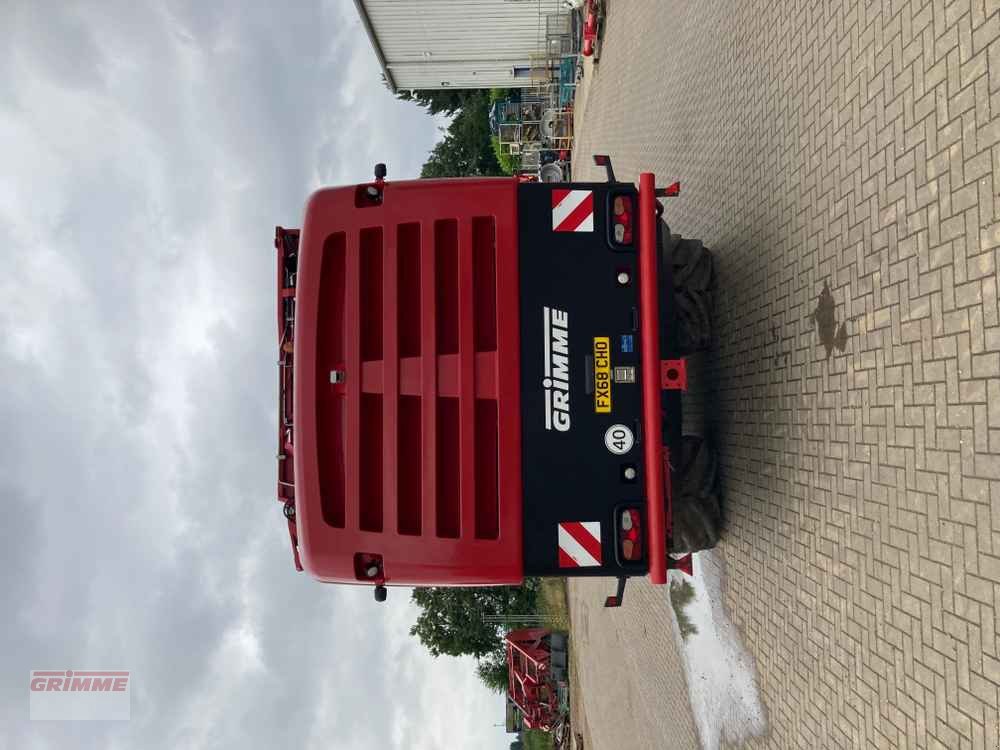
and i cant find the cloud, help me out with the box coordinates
[0,1,505,747]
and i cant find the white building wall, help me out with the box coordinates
[357,0,567,90]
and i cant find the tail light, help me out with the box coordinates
[619,509,643,561]
[612,195,634,244]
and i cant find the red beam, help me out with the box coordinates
[362,354,498,398]
[638,173,667,585]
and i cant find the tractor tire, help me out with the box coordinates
[670,435,722,554]
[549,632,568,652]
[539,163,564,183]
[549,632,568,673]
[664,231,715,354]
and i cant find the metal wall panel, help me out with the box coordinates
[358,0,566,89]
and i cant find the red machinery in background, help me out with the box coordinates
[506,628,569,732]
[582,0,605,58]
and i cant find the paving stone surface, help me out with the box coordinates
[567,577,700,750]
[569,0,1000,747]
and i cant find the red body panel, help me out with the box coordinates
[293,178,523,586]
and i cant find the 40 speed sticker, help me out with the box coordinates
[604,423,634,455]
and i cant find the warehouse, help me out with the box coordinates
[353,0,570,91]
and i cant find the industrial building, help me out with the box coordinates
[353,0,570,91]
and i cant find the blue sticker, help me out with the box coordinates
[619,334,634,353]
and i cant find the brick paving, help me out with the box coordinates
[570,0,1000,747]
[567,577,700,750]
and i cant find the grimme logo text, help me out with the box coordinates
[30,671,129,692]
[542,306,570,431]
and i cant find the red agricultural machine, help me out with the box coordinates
[581,0,605,59]
[274,157,719,606]
[506,628,569,733]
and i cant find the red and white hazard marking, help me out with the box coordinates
[551,189,594,232]
[557,521,602,567]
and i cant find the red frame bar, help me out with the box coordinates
[638,173,667,585]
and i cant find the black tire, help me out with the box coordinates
[664,231,715,353]
[549,632,568,652]
[670,435,721,554]
[551,650,567,671]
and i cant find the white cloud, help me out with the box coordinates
[0,1,508,748]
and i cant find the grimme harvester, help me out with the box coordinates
[275,157,720,607]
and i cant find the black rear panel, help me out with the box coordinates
[517,182,678,578]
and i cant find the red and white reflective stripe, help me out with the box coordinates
[551,189,594,232]
[557,521,602,567]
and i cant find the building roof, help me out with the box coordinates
[353,0,397,93]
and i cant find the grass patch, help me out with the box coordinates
[536,577,570,631]
[487,88,520,175]
[669,579,698,640]
[523,729,554,750]
[490,136,520,175]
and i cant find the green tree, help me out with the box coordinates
[475,647,511,694]
[420,92,504,178]
[409,583,537,658]
[489,88,514,103]
[491,136,520,176]
[410,583,538,693]
[396,88,479,116]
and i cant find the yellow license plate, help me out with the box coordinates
[593,337,612,413]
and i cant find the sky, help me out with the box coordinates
[0,1,511,747]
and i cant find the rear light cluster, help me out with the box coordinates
[619,509,643,561]
[354,552,384,581]
[612,195,634,244]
